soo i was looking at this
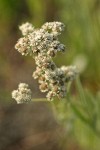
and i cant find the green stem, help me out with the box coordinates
[31,98,47,102]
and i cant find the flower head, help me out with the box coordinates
[19,22,34,36]
[12,83,32,104]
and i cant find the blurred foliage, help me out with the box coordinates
[53,77,100,150]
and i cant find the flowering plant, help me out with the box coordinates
[11,22,100,148]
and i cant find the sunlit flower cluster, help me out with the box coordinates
[12,83,32,104]
[19,22,34,36]
[14,22,77,101]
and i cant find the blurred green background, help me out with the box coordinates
[0,0,100,150]
[0,0,100,102]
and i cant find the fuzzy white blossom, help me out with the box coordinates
[61,66,78,81]
[41,22,65,35]
[15,37,31,56]
[12,83,32,104]
[19,22,34,36]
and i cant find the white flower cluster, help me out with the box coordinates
[12,83,32,104]
[15,22,65,56]
[33,66,77,101]
[19,22,34,36]
[15,22,77,101]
